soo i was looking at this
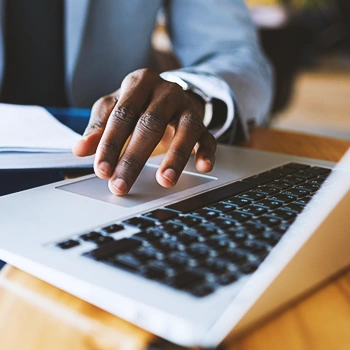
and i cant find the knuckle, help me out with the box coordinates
[93,95,116,110]
[120,154,140,170]
[86,120,104,133]
[138,112,167,135]
[101,139,120,155]
[124,68,155,86]
[137,68,154,79]
[179,114,204,137]
[167,81,183,96]
[111,105,137,126]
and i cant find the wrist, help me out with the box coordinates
[161,74,213,127]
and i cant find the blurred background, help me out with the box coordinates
[154,0,350,140]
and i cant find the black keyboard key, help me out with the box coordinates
[189,284,215,297]
[258,232,282,245]
[239,205,268,216]
[113,253,143,270]
[284,176,305,185]
[281,203,305,214]
[270,166,299,175]
[56,239,80,250]
[170,271,205,289]
[106,257,141,273]
[134,246,164,260]
[187,243,211,259]
[218,250,248,264]
[222,197,252,208]
[80,232,114,245]
[240,241,269,255]
[274,222,292,234]
[239,262,259,274]
[268,193,297,203]
[254,186,280,195]
[243,173,276,185]
[203,258,229,273]
[158,222,184,234]
[222,211,252,224]
[174,232,199,244]
[153,238,182,252]
[268,209,297,221]
[238,222,266,236]
[254,199,283,210]
[308,177,326,185]
[101,224,124,234]
[122,217,154,229]
[147,260,177,276]
[166,181,256,213]
[205,237,231,250]
[225,229,250,243]
[191,208,220,220]
[142,209,178,222]
[80,231,101,241]
[254,216,282,228]
[84,238,142,260]
[281,188,309,198]
[268,180,293,190]
[295,196,313,205]
[239,191,266,201]
[207,202,236,213]
[195,223,222,237]
[284,163,310,170]
[143,266,168,280]
[309,166,331,176]
[167,251,198,267]
[92,235,115,246]
[216,273,239,286]
[211,217,239,229]
[170,215,203,227]
[132,230,163,242]
[294,170,318,180]
[295,183,321,192]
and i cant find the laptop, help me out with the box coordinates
[0,144,349,348]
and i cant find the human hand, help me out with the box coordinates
[73,68,216,196]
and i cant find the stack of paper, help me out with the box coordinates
[0,103,94,170]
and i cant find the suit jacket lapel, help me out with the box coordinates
[64,0,90,104]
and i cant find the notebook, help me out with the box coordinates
[0,144,349,347]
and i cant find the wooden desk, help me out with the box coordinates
[0,128,349,350]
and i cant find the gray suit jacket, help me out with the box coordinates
[0,0,272,140]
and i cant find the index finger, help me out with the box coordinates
[93,70,153,179]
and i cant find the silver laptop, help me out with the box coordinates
[0,145,349,348]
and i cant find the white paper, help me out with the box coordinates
[0,103,82,153]
[0,152,95,170]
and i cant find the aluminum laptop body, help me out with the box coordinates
[0,145,349,348]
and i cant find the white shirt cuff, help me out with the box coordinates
[160,70,235,139]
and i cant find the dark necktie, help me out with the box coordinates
[1,0,67,106]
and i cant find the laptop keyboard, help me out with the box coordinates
[55,163,332,297]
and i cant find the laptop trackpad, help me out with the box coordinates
[58,165,215,208]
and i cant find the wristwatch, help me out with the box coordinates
[161,74,213,127]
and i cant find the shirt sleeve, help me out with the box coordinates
[160,70,235,139]
[164,0,273,141]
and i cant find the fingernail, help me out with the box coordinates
[98,161,111,176]
[162,168,176,185]
[112,178,127,195]
[203,157,212,166]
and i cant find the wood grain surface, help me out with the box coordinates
[0,127,349,350]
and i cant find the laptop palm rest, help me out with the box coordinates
[58,164,215,207]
